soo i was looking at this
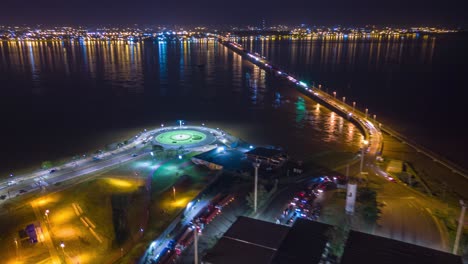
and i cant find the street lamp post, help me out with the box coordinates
[365,108,368,119]
[45,209,50,225]
[333,91,336,98]
[172,186,176,201]
[253,160,261,213]
[352,102,356,113]
[194,225,199,264]
[60,241,65,259]
[14,238,19,260]
[342,96,346,104]
[360,140,369,175]
[373,114,377,121]
[453,200,467,255]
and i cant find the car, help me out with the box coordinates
[49,169,57,174]
[131,153,138,157]
[19,189,27,193]
[0,195,6,200]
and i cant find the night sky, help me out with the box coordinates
[2,0,466,26]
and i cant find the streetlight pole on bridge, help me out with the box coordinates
[253,160,261,213]
[360,140,369,175]
[453,200,466,255]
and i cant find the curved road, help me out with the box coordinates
[0,126,226,207]
[220,38,454,252]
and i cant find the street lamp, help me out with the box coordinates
[373,114,377,121]
[14,238,19,260]
[365,108,368,119]
[253,160,261,213]
[333,91,336,98]
[194,224,199,264]
[45,209,50,224]
[342,96,346,104]
[360,140,369,175]
[173,186,176,201]
[352,102,356,113]
[453,200,466,255]
[60,241,65,258]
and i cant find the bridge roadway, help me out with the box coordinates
[219,38,460,251]
[218,37,468,181]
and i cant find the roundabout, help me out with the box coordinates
[153,127,217,149]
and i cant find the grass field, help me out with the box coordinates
[155,130,207,146]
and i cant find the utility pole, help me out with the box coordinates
[14,238,19,261]
[453,200,466,255]
[253,160,261,213]
[360,140,368,175]
[346,164,350,181]
[194,225,199,264]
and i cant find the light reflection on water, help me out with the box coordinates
[0,39,362,170]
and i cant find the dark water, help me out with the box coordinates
[0,40,362,175]
[239,34,468,166]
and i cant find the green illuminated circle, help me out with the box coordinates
[155,130,207,146]
[170,134,191,141]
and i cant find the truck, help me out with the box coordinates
[25,224,38,243]
[200,206,220,224]
[215,194,235,209]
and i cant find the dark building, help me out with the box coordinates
[202,216,332,264]
[203,217,463,264]
[245,147,288,168]
[341,230,463,264]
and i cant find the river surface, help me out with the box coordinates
[1,34,467,176]
[0,39,363,175]
[239,33,468,167]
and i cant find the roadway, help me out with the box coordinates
[219,38,452,252]
[0,129,153,204]
[0,125,228,264]
[0,125,227,206]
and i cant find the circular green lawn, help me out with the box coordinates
[155,130,207,146]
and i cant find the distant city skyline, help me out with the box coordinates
[2,0,467,27]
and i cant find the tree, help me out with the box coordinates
[41,161,53,169]
[357,187,376,203]
[325,219,350,259]
[177,146,185,155]
[151,144,164,152]
[361,204,381,224]
[245,184,269,211]
[357,187,381,224]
